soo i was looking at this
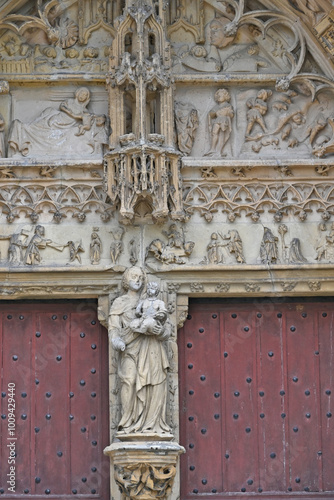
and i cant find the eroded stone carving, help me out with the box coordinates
[315,222,334,261]
[90,230,102,265]
[68,240,85,263]
[8,88,108,159]
[108,267,172,436]
[146,224,194,265]
[259,227,279,265]
[202,230,245,265]
[175,102,199,155]
[246,89,272,137]
[24,225,65,265]
[205,89,234,158]
[129,239,138,266]
[115,463,176,500]
[110,227,125,265]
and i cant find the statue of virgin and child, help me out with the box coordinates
[108,267,172,436]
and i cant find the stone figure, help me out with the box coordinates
[225,230,246,264]
[205,89,234,157]
[90,231,102,265]
[146,224,195,265]
[315,223,328,260]
[288,238,308,264]
[24,225,65,265]
[0,114,5,157]
[259,227,278,264]
[0,229,30,264]
[174,102,199,155]
[202,230,245,264]
[8,87,108,158]
[68,240,84,263]
[108,267,172,435]
[110,227,125,265]
[130,282,169,335]
[315,222,334,261]
[246,89,272,137]
[129,239,138,265]
[206,233,223,264]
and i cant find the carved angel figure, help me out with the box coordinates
[108,267,171,435]
[8,87,108,158]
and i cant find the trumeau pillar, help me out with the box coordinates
[104,267,184,500]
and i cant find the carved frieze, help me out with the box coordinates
[0,183,114,224]
[183,181,334,224]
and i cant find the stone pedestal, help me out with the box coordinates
[104,440,185,500]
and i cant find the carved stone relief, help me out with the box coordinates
[146,224,194,265]
[0,1,119,76]
[108,267,172,437]
[258,225,308,265]
[201,230,245,264]
[174,102,199,155]
[183,181,334,224]
[204,89,234,158]
[110,227,125,265]
[0,183,114,224]
[90,230,102,265]
[7,88,108,159]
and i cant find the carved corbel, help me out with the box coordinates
[104,442,185,500]
[176,294,188,329]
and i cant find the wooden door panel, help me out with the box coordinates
[0,301,109,499]
[179,299,334,500]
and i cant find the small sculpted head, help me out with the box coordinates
[215,88,231,103]
[147,282,160,298]
[209,17,235,49]
[75,87,90,104]
[122,266,145,293]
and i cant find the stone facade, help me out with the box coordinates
[1,0,334,499]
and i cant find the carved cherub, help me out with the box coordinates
[205,89,234,157]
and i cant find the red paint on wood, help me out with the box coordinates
[0,301,109,500]
[179,300,334,500]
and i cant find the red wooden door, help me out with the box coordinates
[179,299,334,500]
[0,301,109,499]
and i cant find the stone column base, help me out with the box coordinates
[104,441,185,500]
